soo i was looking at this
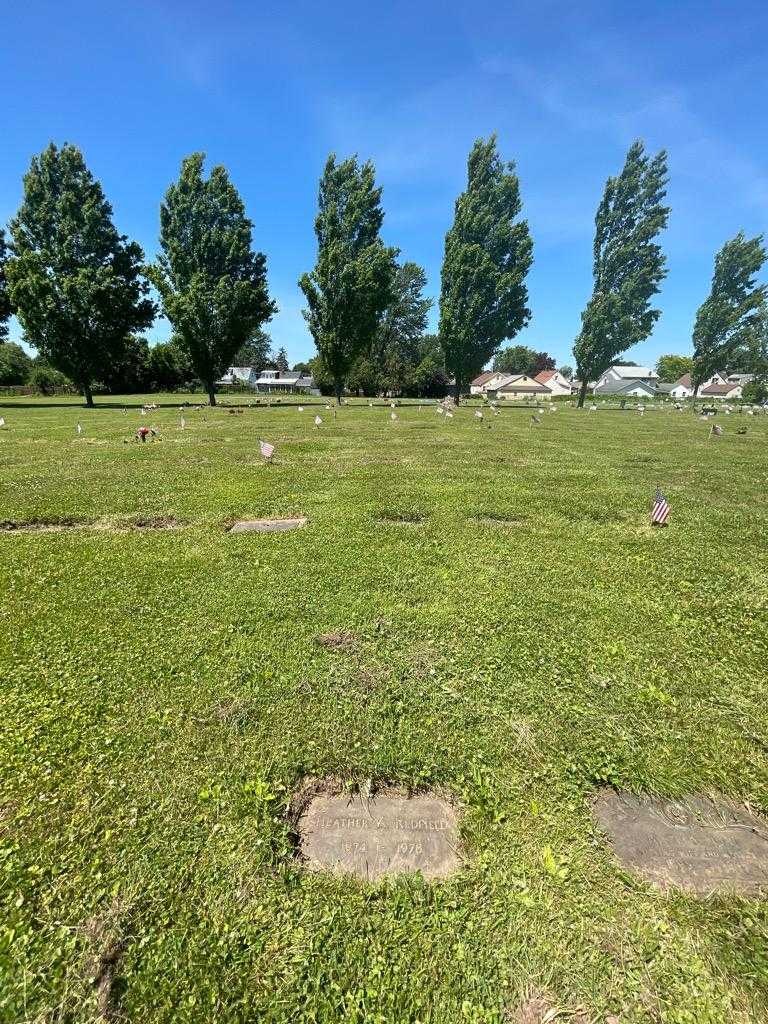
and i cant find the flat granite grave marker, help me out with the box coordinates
[593,790,768,895]
[295,784,462,881]
[229,517,307,533]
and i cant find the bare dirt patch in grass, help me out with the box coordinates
[228,517,308,533]
[291,777,463,882]
[471,513,526,527]
[504,993,590,1023]
[84,903,129,1022]
[0,517,83,532]
[1,516,184,533]
[315,630,358,652]
[376,511,425,525]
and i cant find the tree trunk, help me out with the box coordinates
[334,378,342,405]
[691,383,699,411]
[83,382,94,408]
[453,377,462,405]
[577,379,588,409]
[207,382,217,407]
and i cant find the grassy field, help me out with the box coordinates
[1,394,767,1023]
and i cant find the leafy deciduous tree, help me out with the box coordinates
[655,354,693,382]
[691,232,767,400]
[0,342,32,385]
[439,135,533,403]
[558,364,574,380]
[492,344,537,376]
[299,154,397,403]
[146,339,196,392]
[232,329,272,370]
[573,141,670,408]
[151,153,276,406]
[7,143,155,406]
[0,229,12,341]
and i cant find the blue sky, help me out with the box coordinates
[2,0,767,368]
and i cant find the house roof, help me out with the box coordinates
[597,378,657,395]
[497,375,551,393]
[701,382,738,396]
[674,374,692,388]
[607,365,657,379]
[534,370,557,383]
[471,371,497,387]
[255,374,302,384]
[656,382,674,393]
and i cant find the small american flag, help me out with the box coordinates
[709,423,723,438]
[259,439,275,460]
[390,411,397,421]
[474,410,483,420]
[180,416,186,430]
[0,417,5,428]
[650,486,670,526]
[76,422,82,435]
[315,415,322,427]
[530,414,541,425]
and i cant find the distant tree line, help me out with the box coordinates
[0,139,766,405]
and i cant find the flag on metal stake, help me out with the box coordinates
[76,422,82,435]
[259,439,275,461]
[650,486,670,526]
[315,415,323,427]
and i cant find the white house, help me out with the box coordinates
[700,379,743,401]
[593,365,658,396]
[495,374,552,400]
[216,366,259,387]
[669,374,694,399]
[470,371,497,395]
[534,370,571,396]
[253,369,316,393]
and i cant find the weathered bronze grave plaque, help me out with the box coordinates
[593,790,768,895]
[229,517,307,533]
[296,786,462,881]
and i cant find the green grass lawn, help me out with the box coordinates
[1,394,767,1023]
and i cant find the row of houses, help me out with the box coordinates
[470,365,754,401]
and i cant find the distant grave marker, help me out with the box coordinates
[295,782,462,881]
[229,517,307,533]
[593,790,768,895]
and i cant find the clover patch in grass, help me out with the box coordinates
[228,517,308,533]
[593,789,768,895]
[292,778,462,882]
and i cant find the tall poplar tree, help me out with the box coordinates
[691,232,766,400]
[0,229,12,341]
[151,153,276,406]
[7,143,154,406]
[573,141,670,408]
[299,154,397,403]
[439,136,533,403]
